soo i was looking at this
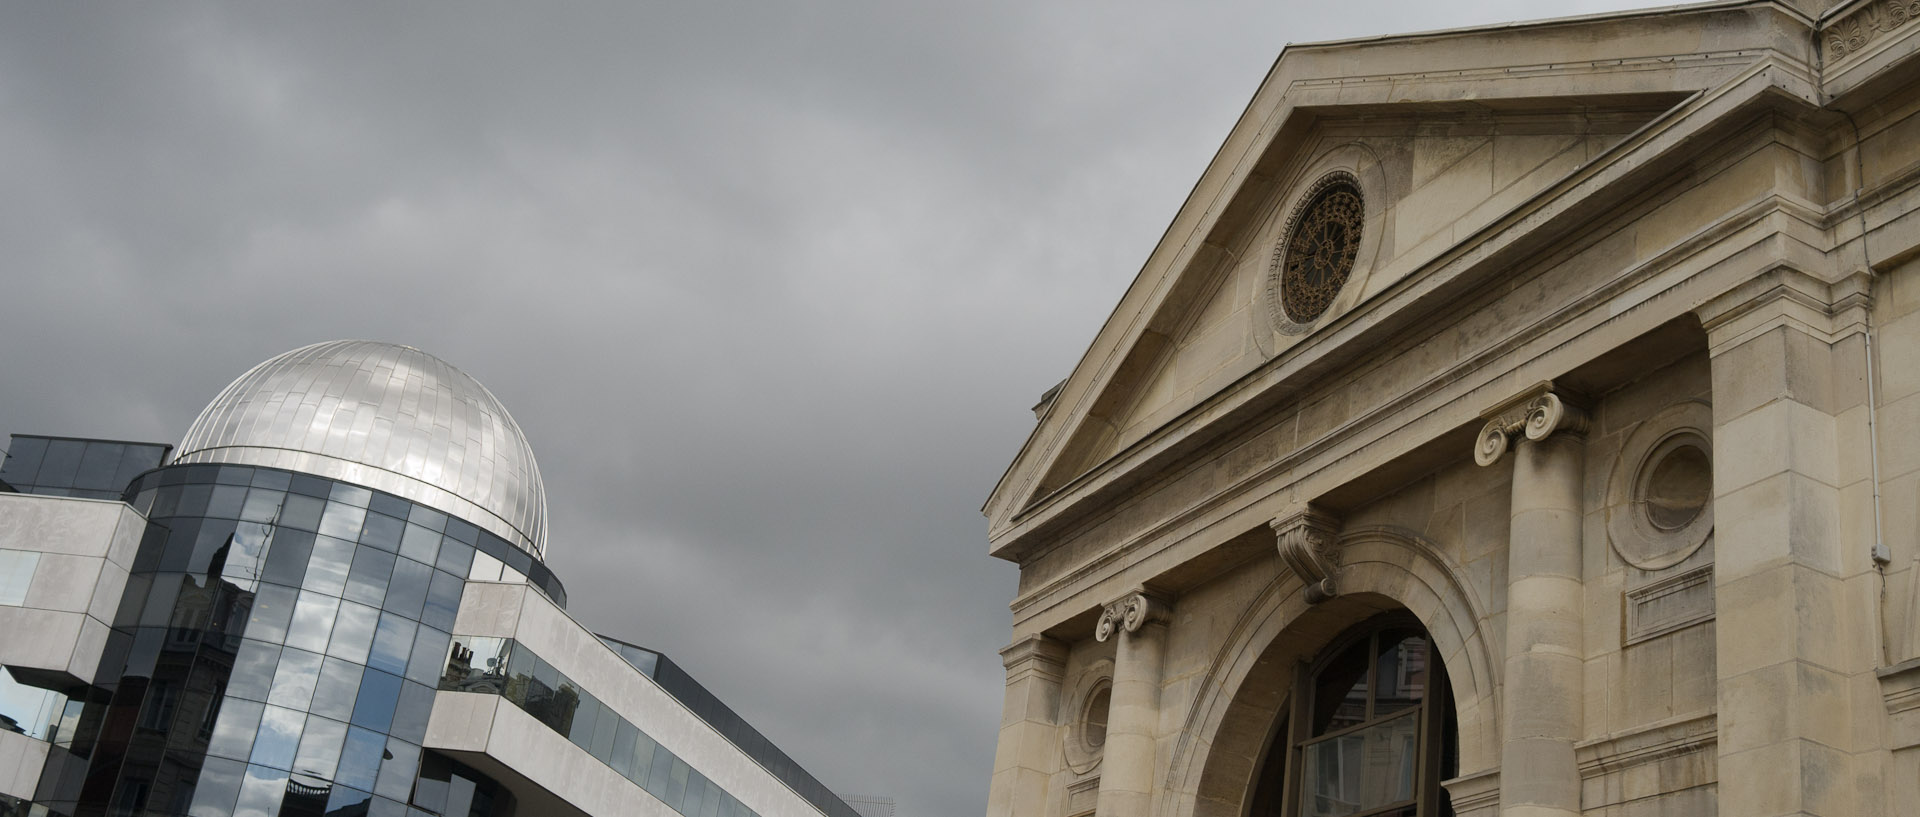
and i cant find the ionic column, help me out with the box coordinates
[985,635,1068,817]
[1476,385,1587,817]
[1093,589,1170,817]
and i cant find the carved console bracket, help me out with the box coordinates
[1473,381,1590,467]
[1094,589,1171,642]
[1272,505,1343,604]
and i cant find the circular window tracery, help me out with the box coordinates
[1082,684,1111,750]
[1275,174,1364,324]
[1638,439,1711,531]
[1606,401,1715,571]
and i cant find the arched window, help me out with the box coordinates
[1247,613,1457,817]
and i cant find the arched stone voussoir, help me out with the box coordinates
[1159,528,1499,817]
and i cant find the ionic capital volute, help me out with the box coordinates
[1474,381,1589,466]
[1094,589,1171,643]
[1272,505,1343,604]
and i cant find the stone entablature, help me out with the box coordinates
[983,2,1920,817]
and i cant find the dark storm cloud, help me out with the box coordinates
[0,2,1650,813]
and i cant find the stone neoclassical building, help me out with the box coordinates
[981,2,1920,816]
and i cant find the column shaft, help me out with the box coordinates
[1500,432,1585,817]
[1097,620,1165,817]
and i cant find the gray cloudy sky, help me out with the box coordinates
[0,2,1651,815]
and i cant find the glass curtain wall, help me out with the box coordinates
[23,463,530,817]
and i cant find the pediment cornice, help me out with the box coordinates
[986,41,1829,563]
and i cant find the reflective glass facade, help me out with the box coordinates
[2,425,854,817]
[596,639,858,817]
[20,463,537,817]
[0,437,170,500]
[443,638,764,817]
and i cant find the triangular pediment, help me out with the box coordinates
[985,2,1813,557]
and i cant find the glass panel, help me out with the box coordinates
[247,584,299,643]
[326,786,374,817]
[207,484,249,519]
[591,703,619,761]
[421,570,462,632]
[250,468,293,490]
[294,714,349,780]
[35,439,84,488]
[407,504,447,532]
[359,512,405,553]
[345,548,397,607]
[269,647,326,709]
[239,488,286,524]
[612,719,639,781]
[368,492,411,520]
[305,536,356,597]
[645,742,674,799]
[1312,637,1372,736]
[467,551,503,583]
[187,519,239,576]
[176,483,214,519]
[229,640,284,702]
[0,550,38,605]
[249,704,306,770]
[0,668,62,739]
[233,762,289,817]
[334,726,386,791]
[279,494,327,532]
[434,539,474,578]
[288,473,332,499]
[444,637,507,693]
[319,502,368,540]
[351,670,404,732]
[632,730,659,787]
[262,529,315,588]
[384,558,433,620]
[375,738,420,801]
[399,523,441,565]
[391,681,434,744]
[368,613,418,676]
[1300,709,1419,817]
[329,484,372,508]
[0,436,48,484]
[224,521,274,587]
[328,600,380,665]
[683,772,708,817]
[73,443,123,490]
[311,657,366,723]
[407,627,452,687]
[1373,631,1429,718]
[206,698,266,761]
[286,592,342,653]
[187,755,247,817]
[568,687,598,749]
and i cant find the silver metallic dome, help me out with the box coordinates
[175,340,549,560]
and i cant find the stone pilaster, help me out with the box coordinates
[986,634,1069,817]
[1093,590,1170,817]
[1478,383,1588,817]
[1696,269,1876,817]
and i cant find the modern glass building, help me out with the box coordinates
[0,341,857,817]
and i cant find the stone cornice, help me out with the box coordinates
[989,58,1821,564]
[983,5,1822,540]
[1005,187,1828,632]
